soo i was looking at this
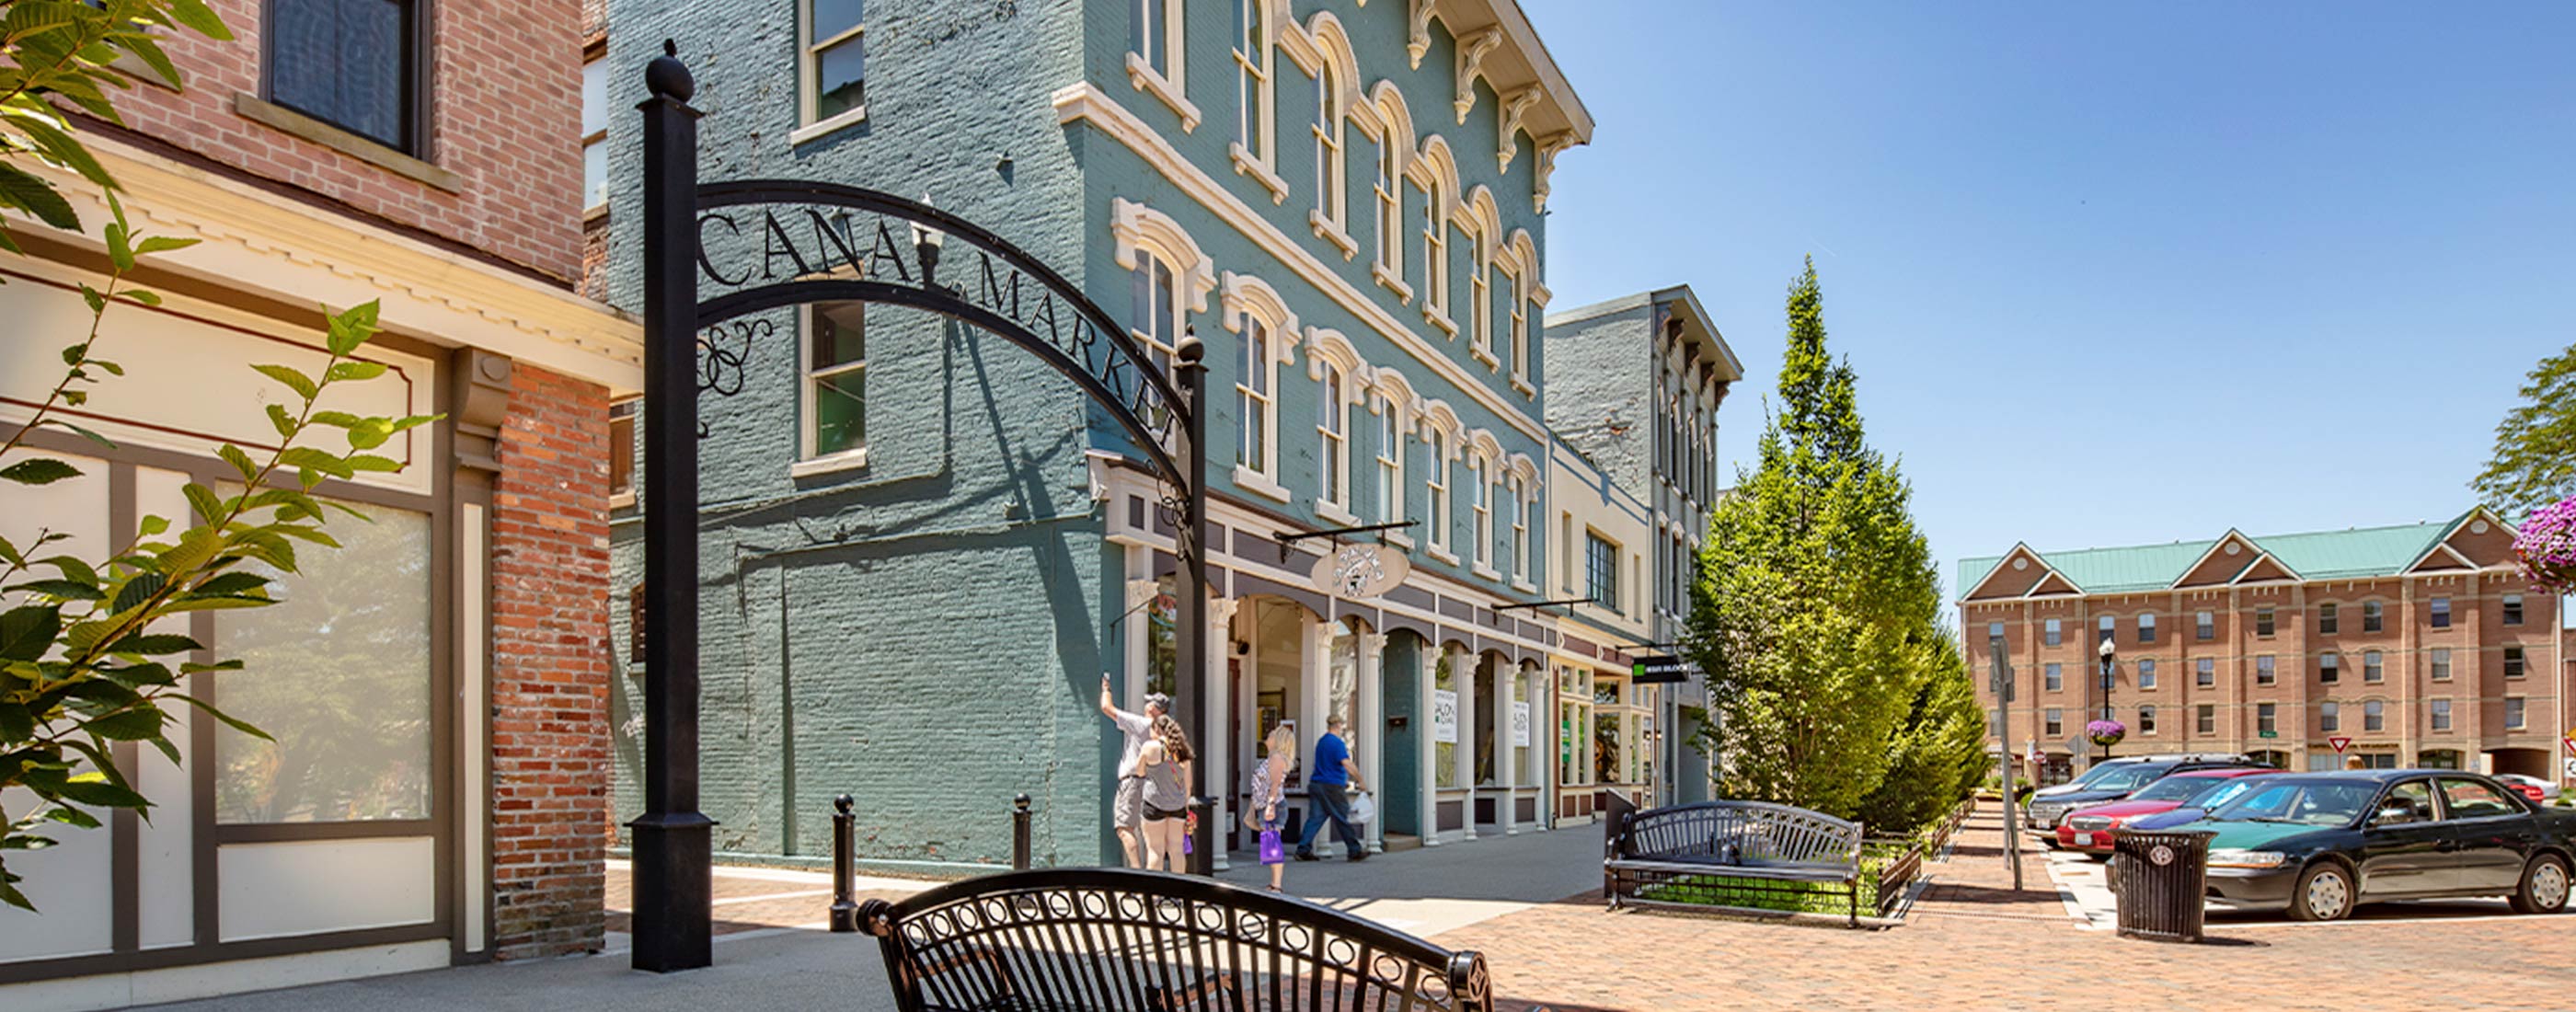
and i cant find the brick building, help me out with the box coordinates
[0,0,636,1006]
[1959,510,2569,784]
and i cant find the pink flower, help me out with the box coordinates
[2514,497,2576,593]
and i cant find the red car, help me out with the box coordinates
[2055,767,2274,857]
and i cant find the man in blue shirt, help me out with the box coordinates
[1295,714,1369,861]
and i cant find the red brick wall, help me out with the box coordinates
[489,362,612,960]
[105,0,582,282]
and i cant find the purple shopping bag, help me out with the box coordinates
[1259,828,1285,866]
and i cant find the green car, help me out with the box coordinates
[2169,769,2575,921]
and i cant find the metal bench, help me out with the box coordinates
[857,868,1492,1011]
[1603,799,1870,926]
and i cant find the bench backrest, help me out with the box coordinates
[1613,801,1862,867]
[860,868,1490,1012]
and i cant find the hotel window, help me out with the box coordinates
[2138,706,2156,734]
[1373,395,1404,524]
[1420,178,1450,324]
[2501,593,2523,627]
[581,55,609,211]
[2044,617,2062,647]
[1469,239,1493,359]
[2318,652,2339,684]
[1311,63,1344,229]
[2362,601,2383,632]
[2506,696,2525,730]
[799,0,868,130]
[2257,702,2276,735]
[804,303,867,461]
[2044,662,2062,692]
[269,0,420,153]
[1128,252,1179,374]
[2431,698,2453,731]
[2195,610,2214,641]
[2255,606,2274,637]
[2137,659,2156,689]
[1468,455,1492,571]
[1425,429,1450,554]
[2431,647,2452,682]
[2318,702,2340,733]
[1317,362,1348,509]
[1231,0,1268,161]
[1586,532,1617,611]
[1510,477,1529,581]
[2137,613,2156,643]
[2196,704,2215,735]
[1374,131,1403,281]
[1986,621,2004,644]
[2196,658,2215,687]
[2363,650,2383,684]
[2363,700,2384,732]
[2098,615,2115,645]
[1506,264,1529,385]
[2504,646,2525,679]
[2256,655,2275,685]
[2429,596,2450,628]
[608,398,637,501]
[2044,708,2063,738]
[1236,316,1273,477]
[2317,603,2337,635]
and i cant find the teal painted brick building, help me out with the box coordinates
[596,0,1604,870]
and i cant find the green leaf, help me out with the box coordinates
[344,454,401,473]
[325,302,381,356]
[106,634,201,656]
[77,283,106,315]
[137,515,169,537]
[5,112,116,190]
[0,702,30,742]
[190,571,268,596]
[0,163,79,231]
[116,32,184,90]
[347,419,393,450]
[215,443,258,483]
[308,410,362,429]
[40,805,103,831]
[249,364,317,400]
[324,361,386,384]
[119,289,160,306]
[103,220,133,271]
[0,605,62,662]
[182,483,224,524]
[133,235,197,255]
[32,555,98,586]
[279,446,351,479]
[270,525,340,549]
[167,0,234,40]
[6,579,102,601]
[79,707,163,742]
[109,571,167,615]
[0,457,82,486]
[264,402,295,439]
[175,694,269,741]
[52,773,149,811]
[41,419,118,452]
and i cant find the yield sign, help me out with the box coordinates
[2329,736,2353,754]
[2563,735,2574,756]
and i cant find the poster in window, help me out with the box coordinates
[1511,701,1531,747]
[1432,689,1458,744]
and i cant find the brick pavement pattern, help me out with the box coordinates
[1442,808,2576,1012]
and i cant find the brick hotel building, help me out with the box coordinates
[1959,510,2568,782]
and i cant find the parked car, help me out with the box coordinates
[2180,770,2576,921]
[2025,755,2257,841]
[2055,768,2277,857]
[2494,773,2562,804]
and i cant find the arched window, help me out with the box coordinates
[1128,252,1179,374]
[1468,454,1490,571]
[1236,316,1271,475]
[1509,473,1529,582]
[1373,390,1406,526]
[1312,62,1343,226]
[1424,427,1451,554]
[1420,177,1449,326]
[1374,130,1401,272]
[1469,233,1493,359]
[1317,360,1348,510]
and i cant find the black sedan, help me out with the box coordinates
[2179,769,2576,921]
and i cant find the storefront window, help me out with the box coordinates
[1328,620,1360,730]
[215,497,432,822]
[1434,649,1457,788]
[1145,576,1178,697]
[1557,665,1590,787]
[1513,664,1537,785]
[1594,711,1624,785]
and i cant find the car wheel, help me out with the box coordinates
[2289,862,2353,922]
[2510,854,2570,915]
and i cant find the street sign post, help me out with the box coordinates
[1986,638,2019,891]
[2329,736,2353,754]
[2259,730,2279,739]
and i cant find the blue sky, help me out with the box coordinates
[1523,2,2574,605]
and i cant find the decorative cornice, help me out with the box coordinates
[1407,0,1437,69]
[1531,133,1574,214]
[1454,29,1502,124]
[1496,86,1541,174]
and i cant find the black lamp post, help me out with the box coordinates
[2096,637,2116,764]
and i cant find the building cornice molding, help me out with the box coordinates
[1055,82,1544,443]
[11,135,641,392]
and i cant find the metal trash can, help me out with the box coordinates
[2108,829,2214,943]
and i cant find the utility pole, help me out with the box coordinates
[1989,636,2022,891]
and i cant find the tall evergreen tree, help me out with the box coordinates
[1685,259,1981,828]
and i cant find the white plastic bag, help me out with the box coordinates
[1346,789,1376,826]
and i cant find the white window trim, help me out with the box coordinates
[1126,0,1196,132]
[797,2,868,138]
[1309,209,1357,259]
[1235,317,1279,481]
[1314,360,1352,518]
[1311,63,1347,239]
[1468,454,1495,578]
[581,56,610,213]
[1372,393,1406,529]
[1229,0,1278,201]
[1467,245,1496,367]
[1423,426,1453,557]
[799,303,868,473]
[1219,270,1298,491]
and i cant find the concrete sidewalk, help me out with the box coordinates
[1213,822,1602,937]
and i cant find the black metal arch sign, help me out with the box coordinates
[623,48,1213,976]
[689,181,1190,487]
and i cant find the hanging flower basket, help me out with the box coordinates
[2513,497,2576,594]
[2086,719,2127,747]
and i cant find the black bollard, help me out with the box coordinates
[1185,796,1213,876]
[1012,794,1032,871]
[828,794,857,933]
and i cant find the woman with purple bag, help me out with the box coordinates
[1244,723,1295,891]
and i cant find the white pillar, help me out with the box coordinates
[1419,639,1441,846]
[1497,659,1519,834]
[1358,632,1387,853]
[1122,574,1156,704]
[1206,596,1239,871]
[1458,647,1479,841]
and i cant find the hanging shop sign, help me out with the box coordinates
[1432,689,1459,744]
[1512,701,1531,747]
[1631,654,1695,684]
[1310,542,1410,599]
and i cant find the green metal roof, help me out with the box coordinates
[1955,512,2478,601]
